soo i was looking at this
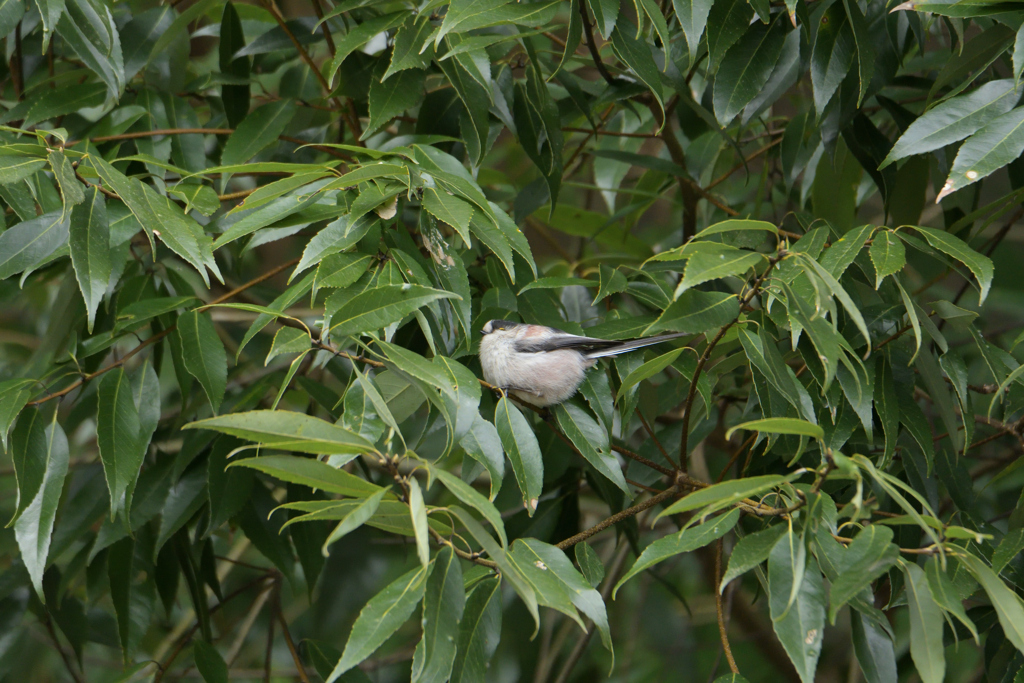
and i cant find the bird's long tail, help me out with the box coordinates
[583,331,690,359]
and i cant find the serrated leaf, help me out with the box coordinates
[326,565,428,682]
[186,410,376,456]
[881,80,1021,168]
[810,3,855,116]
[494,397,543,515]
[0,211,69,280]
[869,230,905,288]
[904,562,945,683]
[937,106,1024,202]
[12,409,69,600]
[769,534,825,683]
[320,489,387,553]
[365,67,425,138]
[617,348,683,399]
[426,463,507,547]
[450,577,502,683]
[714,18,788,125]
[725,418,824,441]
[220,100,296,167]
[644,290,739,335]
[555,402,628,493]
[328,284,458,337]
[614,508,741,597]
[68,187,110,332]
[97,368,144,525]
[908,226,993,304]
[177,310,227,412]
[459,415,505,500]
[828,526,899,623]
[423,187,474,245]
[412,546,464,683]
[659,475,791,518]
[958,553,1024,654]
[721,524,787,590]
[575,542,604,588]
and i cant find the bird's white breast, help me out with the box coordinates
[480,329,595,406]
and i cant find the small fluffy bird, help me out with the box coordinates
[479,320,688,407]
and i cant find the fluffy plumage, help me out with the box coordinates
[479,320,687,407]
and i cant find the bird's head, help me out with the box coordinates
[481,319,520,336]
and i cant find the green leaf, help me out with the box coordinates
[659,475,791,518]
[68,187,110,332]
[908,226,994,304]
[97,368,144,525]
[881,80,1021,168]
[958,553,1024,654]
[408,478,430,567]
[0,154,47,185]
[725,418,824,441]
[12,409,69,600]
[229,454,384,499]
[0,379,34,452]
[48,150,85,210]
[169,183,220,216]
[674,0,713,59]
[721,524,787,590]
[320,489,388,553]
[265,327,310,366]
[925,556,978,642]
[219,1,250,129]
[706,0,753,72]
[425,463,507,547]
[423,187,475,244]
[937,107,1024,202]
[459,415,505,501]
[384,16,434,79]
[810,2,855,116]
[177,310,228,413]
[220,100,296,167]
[193,640,228,683]
[57,0,125,99]
[450,577,502,683]
[0,211,69,280]
[697,218,779,238]
[411,547,464,683]
[903,562,945,683]
[575,542,604,588]
[617,348,683,399]
[614,508,740,597]
[828,526,899,623]
[851,611,897,683]
[555,402,628,493]
[326,565,428,682]
[714,18,788,125]
[676,245,766,297]
[610,22,663,120]
[993,529,1024,574]
[328,284,458,337]
[365,66,425,138]
[8,82,106,128]
[107,537,135,661]
[494,396,543,515]
[587,0,618,37]
[869,230,905,288]
[185,410,376,456]
[769,534,825,683]
[327,12,408,86]
[644,290,739,335]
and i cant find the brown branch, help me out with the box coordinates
[715,538,740,674]
[310,0,337,57]
[611,445,674,477]
[562,127,657,138]
[577,1,617,86]
[555,486,678,550]
[28,257,301,406]
[706,137,784,190]
[677,256,781,469]
[83,128,232,144]
[263,0,363,143]
[42,616,85,683]
[637,409,672,466]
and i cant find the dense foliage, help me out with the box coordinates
[2,0,1024,681]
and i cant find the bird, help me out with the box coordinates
[479,319,689,407]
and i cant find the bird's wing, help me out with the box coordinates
[513,333,618,354]
[513,331,689,356]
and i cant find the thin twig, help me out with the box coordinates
[715,538,740,674]
[706,137,784,190]
[42,617,85,683]
[555,486,678,550]
[28,258,301,406]
[577,1,617,86]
